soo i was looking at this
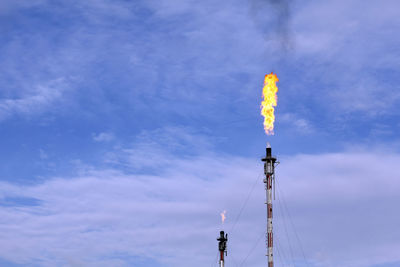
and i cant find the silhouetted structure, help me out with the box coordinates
[217,231,228,267]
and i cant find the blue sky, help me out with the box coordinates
[0,0,399,266]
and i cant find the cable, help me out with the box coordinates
[276,180,310,267]
[275,231,289,267]
[276,188,296,266]
[274,194,291,267]
[209,173,261,267]
[239,231,265,267]
[229,172,262,235]
[275,234,286,267]
[229,253,240,267]
[224,172,262,267]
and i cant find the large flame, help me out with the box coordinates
[260,72,279,135]
[220,210,226,224]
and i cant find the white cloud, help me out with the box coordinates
[0,155,260,267]
[103,126,215,171]
[291,0,400,115]
[0,78,69,121]
[93,132,115,142]
[2,0,399,124]
[0,143,400,266]
[280,113,314,134]
[277,151,400,267]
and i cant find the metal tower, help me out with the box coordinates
[217,231,228,267]
[262,144,277,267]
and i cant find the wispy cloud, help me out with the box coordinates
[104,126,214,171]
[92,132,115,142]
[0,78,69,121]
[0,2,399,266]
[0,138,399,266]
[279,113,314,134]
[291,0,400,116]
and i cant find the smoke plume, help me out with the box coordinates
[250,0,293,51]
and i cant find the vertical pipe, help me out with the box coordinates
[263,146,276,267]
[267,173,273,267]
[218,231,227,267]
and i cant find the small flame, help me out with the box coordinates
[220,210,226,224]
[260,73,279,135]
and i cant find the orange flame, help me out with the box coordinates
[220,210,226,224]
[260,73,279,135]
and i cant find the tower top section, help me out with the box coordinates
[217,231,228,252]
[261,147,277,163]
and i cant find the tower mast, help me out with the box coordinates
[262,144,277,267]
[217,231,228,267]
